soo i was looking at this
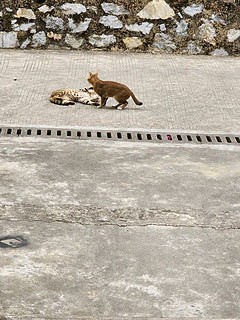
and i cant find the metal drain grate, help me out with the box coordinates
[0,125,240,146]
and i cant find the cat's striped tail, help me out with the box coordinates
[130,90,143,106]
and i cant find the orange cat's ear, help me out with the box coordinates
[89,72,92,76]
[96,72,98,77]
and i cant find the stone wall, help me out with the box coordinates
[0,0,239,55]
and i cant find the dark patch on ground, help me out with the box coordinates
[0,235,28,248]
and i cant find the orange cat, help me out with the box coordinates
[87,72,143,109]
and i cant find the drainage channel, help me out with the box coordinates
[0,125,240,146]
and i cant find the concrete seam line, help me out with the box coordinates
[0,218,239,231]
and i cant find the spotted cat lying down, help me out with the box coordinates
[50,87,100,106]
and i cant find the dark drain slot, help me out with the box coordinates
[117,132,122,139]
[127,133,132,140]
[77,131,81,137]
[47,130,51,136]
[147,134,152,140]
[7,128,12,134]
[216,136,222,143]
[226,137,232,143]
[87,132,92,137]
[57,130,61,136]
[236,137,240,143]
[177,135,182,141]
[67,131,71,137]
[137,133,142,140]
[206,136,212,142]
[187,135,193,142]
[17,129,22,135]
[37,129,41,136]
[196,136,202,143]
[27,129,31,135]
[107,132,112,139]
[97,132,101,138]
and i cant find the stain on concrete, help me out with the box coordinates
[0,235,28,248]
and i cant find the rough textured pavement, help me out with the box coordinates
[1,138,240,229]
[0,49,240,132]
[1,50,240,319]
[1,138,240,319]
[1,221,240,320]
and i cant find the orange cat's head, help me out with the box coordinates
[88,72,98,84]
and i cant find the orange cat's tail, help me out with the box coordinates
[130,90,143,106]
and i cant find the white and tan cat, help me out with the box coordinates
[50,87,100,106]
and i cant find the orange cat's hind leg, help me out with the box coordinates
[117,101,128,110]
[103,97,108,107]
[113,102,121,108]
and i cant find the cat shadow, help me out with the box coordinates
[93,97,144,111]
[93,105,145,111]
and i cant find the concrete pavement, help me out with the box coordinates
[1,49,240,319]
[1,220,240,319]
[0,49,240,132]
[1,138,240,319]
[1,138,240,229]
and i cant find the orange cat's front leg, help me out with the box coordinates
[97,97,104,108]
[98,96,107,108]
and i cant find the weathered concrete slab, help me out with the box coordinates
[1,49,240,319]
[0,49,240,132]
[0,137,240,229]
[0,137,240,319]
[0,221,240,319]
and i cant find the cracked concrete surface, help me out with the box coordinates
[1,204,240,230]
[1,50,240,319]
[1,138,240,223]
[0,137,240,319]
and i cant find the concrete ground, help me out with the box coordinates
[0,49,240,132]
[0,50,240,319]
[1,138,240,319]
[1,138,240,228]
